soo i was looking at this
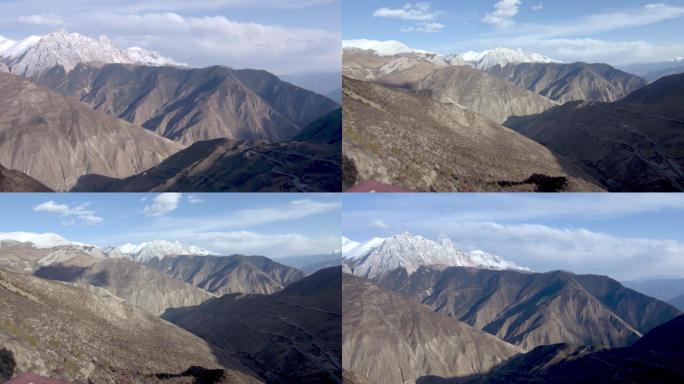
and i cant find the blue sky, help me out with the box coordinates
[0,0,341,74]
[344,1,684,65]
[0,193,341,259]
[343,194,684,280]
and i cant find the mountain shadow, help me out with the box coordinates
[162,267,342,384]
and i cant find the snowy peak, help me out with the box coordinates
[450,48,559,70]
[0,232,87,249]
[343,39,415,56]
[0,29,185,77]
[104,240,215,263]
[343,232,529,279]
[343,39,557,73]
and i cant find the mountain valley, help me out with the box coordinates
[0,30,341,192]
[0,232,339,383]
[342,232,684,383]
[343,76,603,192]
[341,39,684,192]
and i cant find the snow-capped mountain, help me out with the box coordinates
[343,39,416,56]
[449,48,559,70]
[0,232,88,249]
[343,39,557,73]
[103,240,215,263]
[343,232,529,279]
[0,29,184,77]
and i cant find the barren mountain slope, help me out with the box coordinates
[343,76,602,192]
[34,258,214,316]
[145,255,305,296]
[36,64,338,145]
[0,268,261,383]
[415,65,558,123]
[488,62,647,103]
[72,137,341,192]
[0,242,103,275]
[375,266,680,351]
[343,274,522,384]
[342,49,445,87]
[505,74,684,191]
[163,267,342,384]
[0,72,184,191]
[0,165,51,192]
[483,314,684,384]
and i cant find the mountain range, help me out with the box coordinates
[71,129,342,192]
[506,73,684,191]
[623,277,684,311]
[0,267,260,383]
[342,232,683,383]
[163,267,342,384]
[343,274,522,384]
[0,232,339,383]
[342,233,528,279]
[0,71,184,191]
[343,76,602,192]
[0,30,341,192]
[0,30,183,77]
[482,314,684,383]
[487,62,646,103]
[341,39,684,192]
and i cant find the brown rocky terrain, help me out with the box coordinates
[34,258,215,316]
[488,62,647,103]
[505,73,684,191]
[342,49,445,88]
[343,76,602,192]
[69,109,341,192]
[163,267,342,384]
[0,267,261,384]
[0,242,104,275]
[145,255,305,296]
[374,266,680,351]
[0,71,184,191]
[343,274,522,384]
[36,64,338,145]
[415,65,558,124]
[481,314,684,383]
[0,165,51,192]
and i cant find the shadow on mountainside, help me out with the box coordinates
[159,267,342,384]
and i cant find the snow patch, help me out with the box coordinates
[0,232,87,249]
[104,240,216,263]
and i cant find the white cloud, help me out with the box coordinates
[144,193,182,217]
[210,198,340,228]
[444,221,684,280]
[33,201,103,226]
[187,194,204,204]
[482,0,521,28]
[401,22,445,33]
[17,14,66,26]
[82,11,340,73]
[194,231,339,257]
[531,2,543,11]
[373,3,439,21]
[371,219,389,229]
